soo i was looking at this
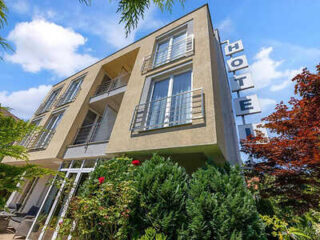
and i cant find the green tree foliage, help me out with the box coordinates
[139,227,167,240]
[0,163,55,209]
[185,164,266,240]
[0,106,38,160]
[0,105,55,209]
[80,0,185,36]
[0,0,12,59]
[130,154,189,239]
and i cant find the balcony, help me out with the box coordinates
[90,73,129,105]
[130,88,204,132]
[20,129,55,151]
[141,35,194,74]
[64,117,115,159]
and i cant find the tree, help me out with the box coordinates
[82,0,185,36]
[241,64,320,214]
[0,105,55,209]
[0,0,12,58]
[0,106,38,160]
[185,164,266,240]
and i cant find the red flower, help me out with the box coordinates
[131,160,141,166]
[98,176,105,184]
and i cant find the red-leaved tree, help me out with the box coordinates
[241,64,320,214]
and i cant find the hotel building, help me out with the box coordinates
[2,4,240,239]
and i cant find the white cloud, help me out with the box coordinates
[0,85,52,119]
[259,98,276,110]
[11,0,30,14]
[6,19,98,77]
[250,47,301,91]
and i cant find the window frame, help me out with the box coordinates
[145,67,193,129]
[153,29,188,68]
[57,75,85,107]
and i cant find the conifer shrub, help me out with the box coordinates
[184,164,266,240]
[130,154,189,239]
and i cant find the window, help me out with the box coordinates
[20,118,43,147]
[147,69,192,129]
[33,111,64,149]
[37,88,61,114]
[57,76,84,106]
[153,31,187,67]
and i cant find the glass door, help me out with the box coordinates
[170,32,187,60]
[147,69,192,129]
[36,111,64,148]
[154,40,169,67]
[147,78,170,129]
[170,70,192,125]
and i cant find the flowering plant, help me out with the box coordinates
[131,160,141,166]
[58,157,138,239]
[98,176,105,184]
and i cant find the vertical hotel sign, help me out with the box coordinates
[222,40,268,141]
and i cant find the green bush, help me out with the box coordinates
[130,154,189,239]
[185,164,266,240]
[59,157,138,240]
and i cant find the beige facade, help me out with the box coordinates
[3,4,240,171]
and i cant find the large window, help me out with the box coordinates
[20,118,42,147]
[153,31,187,67]
[147,69,192,129]
[57,76,84,106]
[33,111,64,149]
[37,88,62,115]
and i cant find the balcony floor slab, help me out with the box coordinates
[63,141,108,160]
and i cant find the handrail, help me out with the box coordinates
[20,129,56,150]
[56,87,82,107]
[130,88,204,132]
[94,73,130,97]
[141,35,194,74]
[73,122,109,145]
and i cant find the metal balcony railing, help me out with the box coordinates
[94,73,129,97]
[141,35,194,74]
[20,129,56,150]
[35,98,58,115]
[73,122,109,145]
[56,88,81,107]
[130,88,204,132]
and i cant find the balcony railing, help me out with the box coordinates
[56,87,82,107]
[94,73,129,97]
[20,129,56,150]
[73,122,109,145]
[141,35,194,74]
[130,88,204,132]
[35,100,57,115]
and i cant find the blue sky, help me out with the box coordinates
[0,0,320,121]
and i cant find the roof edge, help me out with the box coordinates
[53,3,209,87]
